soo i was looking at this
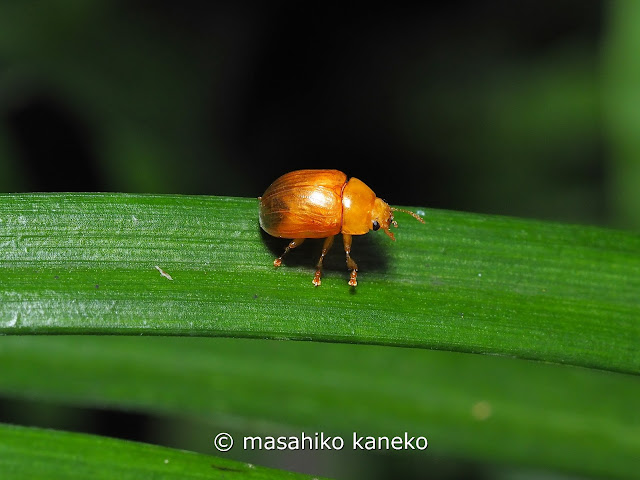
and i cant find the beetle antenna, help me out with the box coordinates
[390,207,425,224]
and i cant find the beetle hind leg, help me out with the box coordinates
[313,236,335,286]
[274,238,304,267]
[342,234,358,286]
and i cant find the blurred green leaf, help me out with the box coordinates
[0,193,638,375]
[0,336,639,478]
[0,422,328,480]
[603,1,640,229]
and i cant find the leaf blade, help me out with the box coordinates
[0,193,638,374]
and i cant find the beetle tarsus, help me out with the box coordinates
[348,269,358,287]
[313,271,322,286]
[273,258,282,267]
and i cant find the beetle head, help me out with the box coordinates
[371,198,426,241]
[371,198,397,240]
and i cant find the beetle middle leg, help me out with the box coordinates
[313,236,335,286]
[274,238,304,267]
[342,234,358,286]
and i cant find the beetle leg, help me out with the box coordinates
[313,236,335,286]
[342,234,358,286]
[274,238,304,267]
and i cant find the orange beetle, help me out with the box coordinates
[259,169,424,286]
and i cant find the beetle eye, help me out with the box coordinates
[372,221,380,231]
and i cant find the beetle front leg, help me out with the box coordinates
[342,234,358,286]
[274,238,305,267]
[313,236,335,286]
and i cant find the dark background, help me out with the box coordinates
[1,1,639,479]
[3,1,637,229]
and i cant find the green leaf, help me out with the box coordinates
[0,422,328,480]
[1,193,639,374]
